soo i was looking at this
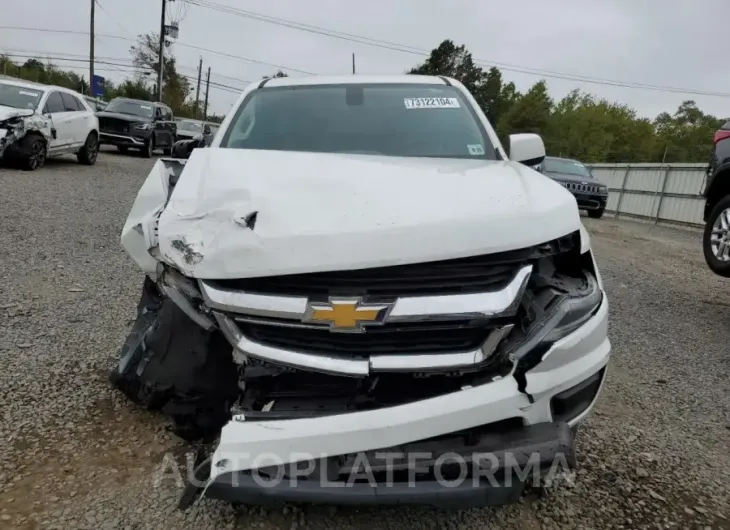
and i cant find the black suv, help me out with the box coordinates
[702,120,730,276]
[539,156,609,218]
[97,98,177,157]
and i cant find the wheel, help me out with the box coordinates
[588,208,604,219]
[117,146,128,154]
[141,137,154,158]
[703,195,730,276]
[77,132,99,165]
[20,134,47,171]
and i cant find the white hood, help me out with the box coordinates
[0,105,34,122]
[144,148,581,279]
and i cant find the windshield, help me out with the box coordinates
[542,158,592,178]
[220,84,496,159]
[0,83,43,110]
[178,120,203,132]
[104,99,154,118]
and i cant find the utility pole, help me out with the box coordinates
[90,0,95,96]
[352,53,356,74]
[157,0,167,101]
[194,57,202,119]
[203,67,211,120]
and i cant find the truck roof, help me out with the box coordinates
[260,74,453,89]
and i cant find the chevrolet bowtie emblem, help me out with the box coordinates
[304,298,392,333]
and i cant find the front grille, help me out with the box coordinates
[565,182,600,194]
[99,118,129,134]
[237,320,493,356]
[212,236,576,297]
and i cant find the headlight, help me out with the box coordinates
[598,186,608,196]
[510,271,602,360]
[133,123,151,130]
[543,272,602,342]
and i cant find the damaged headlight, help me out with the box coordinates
[510,269,602,361]
[542,272,602,343]
[157,265,216,330]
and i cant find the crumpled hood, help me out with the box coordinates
[0,106,34,123]
[154,148,581,279]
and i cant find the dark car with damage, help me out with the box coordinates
[97,98,177,158]
[539,156,608,219]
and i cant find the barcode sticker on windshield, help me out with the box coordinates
[467,144,485,155]
[19,91,39,97]
[404,97,460,109]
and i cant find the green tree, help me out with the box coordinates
[409,40,486,98]
[497,80,552,140]
[130,33,191,114]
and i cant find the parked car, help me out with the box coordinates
[114,75,610,510]
[83,96,108,112]
[538,156,609,218]
[702,120,730,275]
[175,118,216,145]
[0,78,100,170]
[97,98,177,157]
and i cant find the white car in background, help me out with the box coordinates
[0,78,100,170]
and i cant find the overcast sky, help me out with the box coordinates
[1,0,727,119]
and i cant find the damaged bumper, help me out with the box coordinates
[205,421,575,508]
[205,299,608,489]
[114,156,612,509]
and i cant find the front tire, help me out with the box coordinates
[141,137,154,158]
[703,195,730,276]
[588,208,605,219]
[77,132,99,165]
[20,134,47,171]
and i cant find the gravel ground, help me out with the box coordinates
[0,151,728,529]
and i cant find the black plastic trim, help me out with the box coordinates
[439,76,452,86]
[199,422,574,508]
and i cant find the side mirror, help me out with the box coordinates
[509,133,546,166]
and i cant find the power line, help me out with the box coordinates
[186,0,730,99]
[94,0,135,37]
[0,26,312,76]
[3,46,252,86]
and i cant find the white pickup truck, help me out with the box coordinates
[114,74,610,509]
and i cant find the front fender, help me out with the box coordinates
[121,158,187,278]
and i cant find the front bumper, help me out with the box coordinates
[100,131,151,147]
[569,191,607,211]
[204,421,575,508]
[200,297,609,507]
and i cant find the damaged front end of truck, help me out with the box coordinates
[114,148,610,509]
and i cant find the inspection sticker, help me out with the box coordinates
[404,97,460,109]
[467,144,485,156]
[141,105,152,109]
[19,90,39,97]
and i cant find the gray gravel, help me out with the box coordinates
[1,152,728,530]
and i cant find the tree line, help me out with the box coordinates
[409,40,724,163]
[1,37,724,162]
